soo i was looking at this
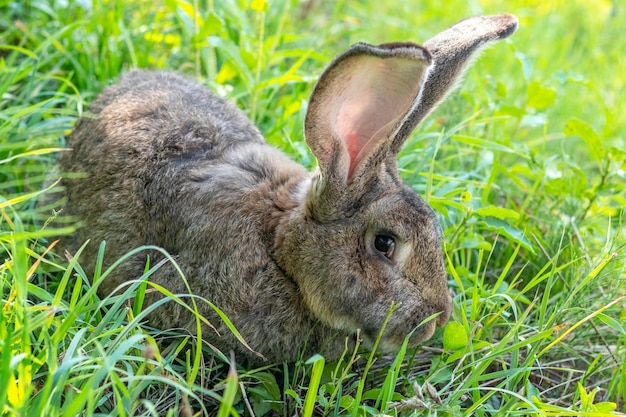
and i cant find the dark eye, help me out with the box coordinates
[374,234,396,259]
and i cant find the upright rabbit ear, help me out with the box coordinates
[391,14,519,153]
[304,15,519,186]
[304,43,432,185]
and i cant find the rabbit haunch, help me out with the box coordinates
[58,14,518,364]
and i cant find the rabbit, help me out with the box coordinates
[57,14,518,365]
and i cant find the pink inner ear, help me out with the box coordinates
[332,56,427,181]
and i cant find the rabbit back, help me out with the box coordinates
[60,70,307,298]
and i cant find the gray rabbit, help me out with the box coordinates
[58,14,518,364]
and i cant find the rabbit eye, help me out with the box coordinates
[374,234,395,259]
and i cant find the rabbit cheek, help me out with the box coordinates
[302,286,362,331]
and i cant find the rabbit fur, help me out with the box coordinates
[57,14,518,365]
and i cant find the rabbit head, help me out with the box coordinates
[276,14,518,351]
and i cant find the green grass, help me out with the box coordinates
[1,0,625,415]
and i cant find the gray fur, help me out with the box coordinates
[58,15,517,365]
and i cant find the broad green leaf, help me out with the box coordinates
[593,402,617,413]
[443,321,468,351]
[527,80,557,110]
[564,118,605,163]
[199,12,225,38]
[596,313,625,335]
[479,217,533,252]
[474,206,520,221]
[216,60,239,84]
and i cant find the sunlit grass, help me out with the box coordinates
[1,0,624,415]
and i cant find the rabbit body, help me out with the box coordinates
[59,14,518,364]
[60,70,447,362]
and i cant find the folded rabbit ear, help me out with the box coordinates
[305,43,432,184]
[390,14,519,154]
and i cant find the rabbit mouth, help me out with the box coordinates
[361,317,439,352]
